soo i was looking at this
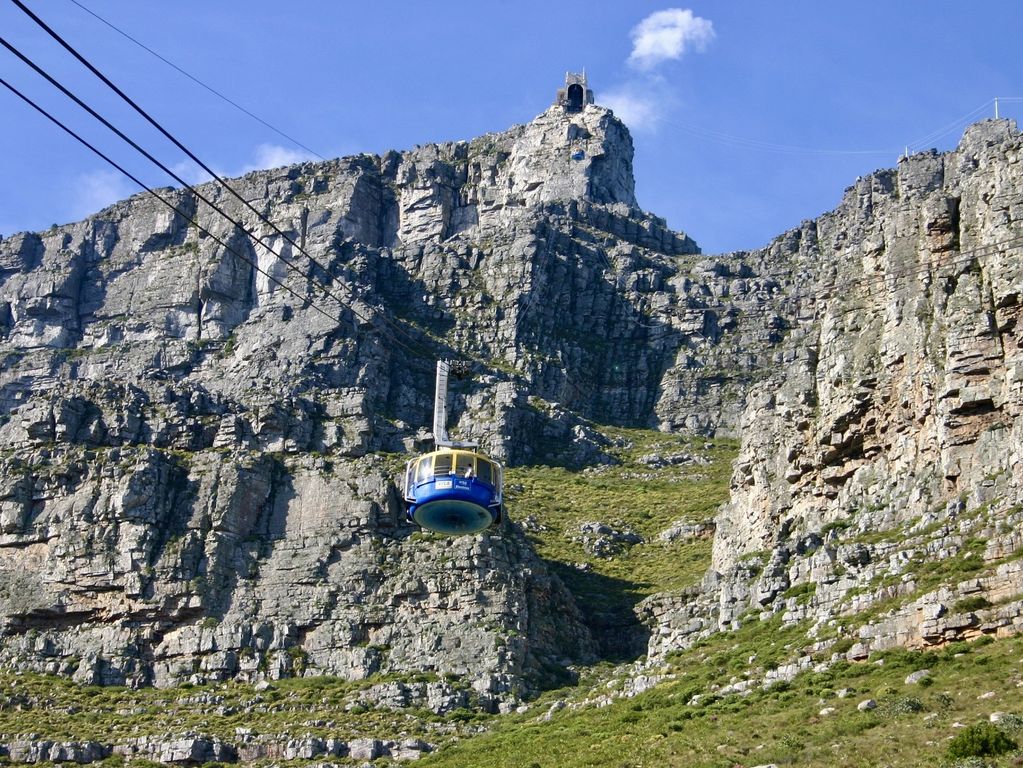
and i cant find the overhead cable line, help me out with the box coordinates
[658,98,1020,159]
[11,0,1022,386]
[904,100,995,153]
[11,0,428,356]
[9,1,431,359]
[6,68,1018,399]
[0,36,429,360]
[64,0,326,162]
[0,76,343,329]
[658,117,895,156]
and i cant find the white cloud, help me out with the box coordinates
[628,8,714,70]
[67,169,136,221]
[170,159,213,186]
[239,143,317,174]
[599,86,663,132]
[57,144,319,226]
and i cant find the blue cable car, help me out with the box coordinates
[403,449,504,535]
[403,359,506,535]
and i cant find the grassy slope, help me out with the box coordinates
[0,672,479,746]
[2,427,1021,767]
[506,427,737,622]
[419,629,1023,768]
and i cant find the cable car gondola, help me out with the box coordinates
[403,448,503,535]
[402,360,504,535]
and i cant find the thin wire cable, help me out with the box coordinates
[0,36,429,358]
[656,98,1017,159]
[65,0,326,162]
[905,101,994,152]
[57,0,1023,167]
[7,69,1018,398]
[12,0,1022,382]
[25,0,1018,323]
[0,76,343,329]
[658,117,896,156]
[12,0,429,358]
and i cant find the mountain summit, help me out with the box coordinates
[0,79,1021,763]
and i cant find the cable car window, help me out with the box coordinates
[417,456,437,480]
[433,453,453,476]
[455,453,474,477]
[476,458,494,485]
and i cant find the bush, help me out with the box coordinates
[945,758,993,768]
[953,596,992,613]
[994,712,1023,734]
[946,722,1017,759]
[881,696,925,717]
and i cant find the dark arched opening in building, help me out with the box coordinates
[566,83,584,111]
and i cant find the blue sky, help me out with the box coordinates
[1,1,1020,253]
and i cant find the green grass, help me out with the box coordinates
[506,426,738,619]
[419,630,1023,768]
[0,671,483,747]
[5,426,1022,766]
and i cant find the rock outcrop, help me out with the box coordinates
[0,99,789,696]
[640,119,1023,663]
[714,119,1023,574]
[1,83,1022,715]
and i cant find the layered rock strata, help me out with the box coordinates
[2,89,1021,706]
[642,119,1023,662]
[0,101,796,693]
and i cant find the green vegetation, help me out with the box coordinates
[946,722,1017,760]
[419,631,1023,768]
[4,424,1023,766]
[0,671,478,746]
[505,426,738,619]
[954,596,993,613]
[782,581,817,603]
[2,623,1021,767]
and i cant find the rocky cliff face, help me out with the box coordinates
[714,120,1023,572]
[643,119,1023,664]
[0,101,795,699]
[1,94,1021,708]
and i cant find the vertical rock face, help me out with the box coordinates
[713,119,1023,574]
[0,99,770,694]
[2,88,1020,695]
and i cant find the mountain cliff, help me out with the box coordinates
[1,93,1022,763]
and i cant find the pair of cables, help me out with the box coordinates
[2,0,432,361]
[6,1,1022,393]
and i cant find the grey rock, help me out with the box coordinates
[659,520,716,543]
[576,521,644,558]
[0,79,1021,734]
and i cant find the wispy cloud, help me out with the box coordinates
[600,8,714,133]
[599,84,665,132]
[628,8,714,71]
[238,143,317,175]
[66,169,136,221]
[170,159,213,186]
